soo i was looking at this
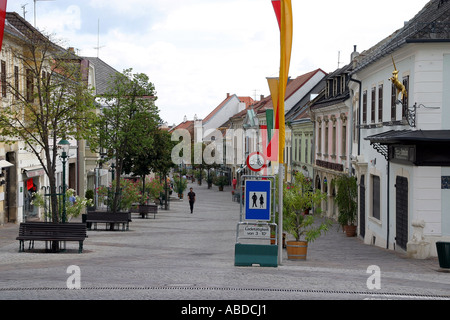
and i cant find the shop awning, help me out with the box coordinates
[0,160,14,169]
[365,130,450,166]
[22,166,46,178]
[365,130,450,144]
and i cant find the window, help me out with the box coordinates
[327,80,333,98]
[325,125,329,156]
[378,84,383,123]
[317,125,322,155]
[1,60,6,98]
[363,90,368,124]
[305,138,309,164]
[402,76,409,119]
[371,87,376,123]
[298,138,302,162]
[372,175,381,220]
[342,125,347,157]
[332,125,336,156]
[391,82,397,120]
[14,66,19,100]
[26,69,34,103]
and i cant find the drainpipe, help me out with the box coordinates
[387,161,390,250]
[348,76,361,156]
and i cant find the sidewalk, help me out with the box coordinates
[0,180,448,300]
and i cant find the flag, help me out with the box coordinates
[269,0,293,164]
[0,0,7,52]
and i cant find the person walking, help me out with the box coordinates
[187,187,196,213]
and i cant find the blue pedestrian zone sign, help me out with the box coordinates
[245,180,271,221]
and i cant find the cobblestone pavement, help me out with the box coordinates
[0,181,449,304]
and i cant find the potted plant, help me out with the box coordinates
[207,172,215,189]
[85,189,95,212]
[195,169,204,185]
[335,175,358,237]
[213,175,228,191]
[283,172,331,260]
[174,175,188,199]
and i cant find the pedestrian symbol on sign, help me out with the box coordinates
[251,192,267,210]
[245,180,271,221]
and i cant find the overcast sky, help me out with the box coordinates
[7,0,430,126]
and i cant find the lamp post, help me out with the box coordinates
[110,162,115,182]
[58,139,70,223]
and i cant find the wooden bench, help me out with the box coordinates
[16,222,88,253]
[86,212,131,231]
[137,204,158,219]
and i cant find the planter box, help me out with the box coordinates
[436,242,450,269]
[234,244,278,267]
[286,241,308,260]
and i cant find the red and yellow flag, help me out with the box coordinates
[268,0,293,164]
[0,0,7,52]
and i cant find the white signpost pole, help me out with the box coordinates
[278,164,284,265]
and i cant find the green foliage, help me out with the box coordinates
[0,33,97,222]
[335,175,358,226]
[173,175,188,195]
[97,179,141,211]
[32,189,94,221]
[94,69,161,212]
[283,172,331,242]
[85,189,94,200]
[213,175,228,188]
[144,177,165,201]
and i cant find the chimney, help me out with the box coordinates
[68,47,75,53]
[351,45,360,68]
[227,93,230,98]
[260,94,265,101]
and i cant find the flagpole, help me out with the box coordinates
[270,0,292,265]
[278,163,284,265]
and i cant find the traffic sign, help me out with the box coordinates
[246,152,267,172]
[245,180,271,221]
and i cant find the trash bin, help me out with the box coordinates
[436,242,450,269]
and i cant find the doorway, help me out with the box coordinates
[396,176,409,250]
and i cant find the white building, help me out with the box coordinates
[349,0,450,258]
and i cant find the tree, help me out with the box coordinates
[0,29,96,224]
[335,175,358,227]
[283,172,331,242]
[122,128,176,199]
[94,69,160,213]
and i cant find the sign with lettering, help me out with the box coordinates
[243,225,271,239]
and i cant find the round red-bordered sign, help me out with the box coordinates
[246,152,267,172]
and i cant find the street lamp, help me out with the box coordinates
[58,138,70,223]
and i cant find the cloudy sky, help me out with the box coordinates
[7,0,429,126]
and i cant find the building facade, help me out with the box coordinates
[349,0,450,258]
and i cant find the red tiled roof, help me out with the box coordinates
[238,96,255,108]
[230,69,326,122]
[285,69,326,101]
[169,120,194,133]
[294,110,310,121]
